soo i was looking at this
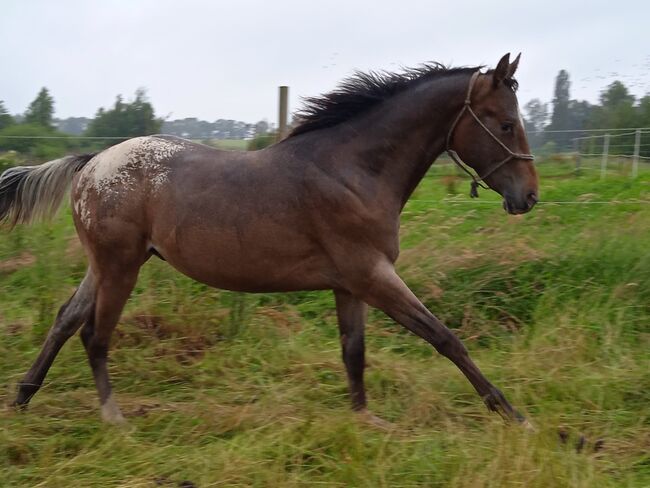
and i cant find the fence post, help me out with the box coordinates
[277,86,289,141]
[600,133,610,179]
[573,138,581,175]
[632,129,641,178]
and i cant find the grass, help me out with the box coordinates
[1,161,649,487]
[210,139,249,151]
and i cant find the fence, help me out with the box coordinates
[568,128,650,178]
[1,127,650,180]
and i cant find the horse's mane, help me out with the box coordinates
[289,63,514,138]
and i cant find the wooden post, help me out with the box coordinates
[278,86,289,141]
[632,129,641,178]
[600,133,609,179]
[573,138,581,175]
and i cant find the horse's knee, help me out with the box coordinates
[341,332,365,376]
[341,328,363,349]
[50,301,88,340]
[434,328,468,359]
[52,280,95,339]
[87,338,109,364]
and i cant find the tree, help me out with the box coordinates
[547,70,571,148]
[638,94,650,127]
[602,82,636,128]
[0,100,14,130]
[583,81,638,154]
[567,100,593,133]
[24,87,55,128]
[85,88,162,138]
[522,98,548,149]
[637,95,650,157]
[524,99,548,131]
[55,116,91,135]
[600,81,635,108]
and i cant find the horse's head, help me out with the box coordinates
[448,53,538,214]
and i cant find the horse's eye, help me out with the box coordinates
[501,122,514,133]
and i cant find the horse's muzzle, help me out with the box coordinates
[503,191,538,215]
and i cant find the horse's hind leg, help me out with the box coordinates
[13,270,96,407]
[79,264,141,424]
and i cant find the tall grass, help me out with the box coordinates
[1,164,649,487]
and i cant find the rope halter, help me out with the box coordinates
[446,71,535,198]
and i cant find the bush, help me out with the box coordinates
[0,150,21,173]
[247,134,276,151]
[0,124,71,161]
[536,141,558,160]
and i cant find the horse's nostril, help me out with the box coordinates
[527,192,538,205]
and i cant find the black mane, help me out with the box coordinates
[289,64,484,138]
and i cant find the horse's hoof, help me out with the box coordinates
[10,400,29,412]
[519,417,536,432]
[101,396,127,425]
[13,383,39,408]
[483,387,528,425]
[357,409,394,430]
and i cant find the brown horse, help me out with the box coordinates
[1,53,537,425]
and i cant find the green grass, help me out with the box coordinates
[1,163,649,487]
[210,139,249,151]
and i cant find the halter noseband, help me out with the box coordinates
[446,70,535,198]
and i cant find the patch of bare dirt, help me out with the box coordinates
[3,321,27,336]
[0,252,36,274]
[64,235,86,263]
[254,306,302,336]
[399,237,544,275]
[116,313,216,365]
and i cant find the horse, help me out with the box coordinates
[1,53,537,425]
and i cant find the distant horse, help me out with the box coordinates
[1,53,537,425]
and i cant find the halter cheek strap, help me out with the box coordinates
[446,71,535,198]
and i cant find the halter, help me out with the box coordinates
[446,71,535,198]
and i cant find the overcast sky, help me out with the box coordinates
[1,0,649,124]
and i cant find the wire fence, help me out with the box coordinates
[0,135,131,140]
[410,199,650,206]
[1,127,649,184]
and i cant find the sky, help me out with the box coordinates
[1,0,649,124]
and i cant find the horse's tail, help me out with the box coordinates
[0,153,96,228]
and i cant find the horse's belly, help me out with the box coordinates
[151,224,336,292]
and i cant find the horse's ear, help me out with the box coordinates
[493,53,510,87]
[507,53,521,79]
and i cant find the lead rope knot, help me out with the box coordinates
[470,180,479,198]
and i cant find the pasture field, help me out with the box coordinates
[210,139,250,151]
[1,161,649,487]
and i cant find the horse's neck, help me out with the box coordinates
[344,75,467,209]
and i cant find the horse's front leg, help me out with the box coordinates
[334,290,367,411]
[354,261,527,423]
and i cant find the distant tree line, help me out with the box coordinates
[0,88,271,162]
[4,72,648,163]
[161,118,270,140]
[523,70,650,156]
[0,87,163,160]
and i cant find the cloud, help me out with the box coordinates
[1,0,648,122]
